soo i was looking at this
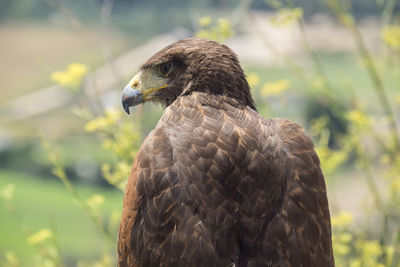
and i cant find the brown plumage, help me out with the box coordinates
[118,38,334,266]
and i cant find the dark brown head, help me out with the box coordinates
[122,38,256,114]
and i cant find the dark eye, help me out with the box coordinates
[158,62,173,77]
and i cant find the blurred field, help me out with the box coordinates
[246,52,399,118]
[0,22,135,140]
[0,22,133,102]
[0,170,123,265]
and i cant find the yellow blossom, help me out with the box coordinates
[311,76,324,89]
[270,8,303,26]
[217,18,234,39]
[386,245,395,265]
[247,73,260,88]
[358,240,382,257]
[261,79,290,97]
[84,108,122,132]
[195,17,233,42]
[390,179,400,195]
[198,16,212,27]
[382,25,400,50]
[322,149,347,174]
[339,232,352,243]
[339,14,354,27]
[51,63,88,90]
[334,242,350,255]
[27,229,53,245]
[349,259,362,267]
[0,184,15,201]
[110,210,121,229]
[102,161,131,190]
[85,117,108,132]
[332,211,353,227]
[4,250,19,265]
[68,63,88,77]
[347,110,370,128]
[87,194,105,211]
[196,30,209,39]
[310,116,328,135]
[105,108,122,123]
[394,93,400,104]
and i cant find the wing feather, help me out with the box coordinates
[118,94,334,267]
[263,119,334,266]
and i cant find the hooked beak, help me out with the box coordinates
[121,72,143,114]
[121,85,143,114]
[121,70,168,114]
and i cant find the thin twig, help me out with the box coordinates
[41,138,116,246]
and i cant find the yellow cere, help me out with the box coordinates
[129,72,142,88]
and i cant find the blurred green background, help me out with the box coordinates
[1,0,400,266]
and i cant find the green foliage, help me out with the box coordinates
[247,0,400,265]
[84,108,141,190]
[332,212,396,267]
[269,7,303,26]
[0,60,135,265]
[196,16,234,42]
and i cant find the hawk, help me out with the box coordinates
[118,38,334,267]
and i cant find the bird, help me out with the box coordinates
[118,38,335,267]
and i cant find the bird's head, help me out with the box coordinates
[122,38,255,114]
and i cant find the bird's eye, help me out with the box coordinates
[158,62,173,77]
